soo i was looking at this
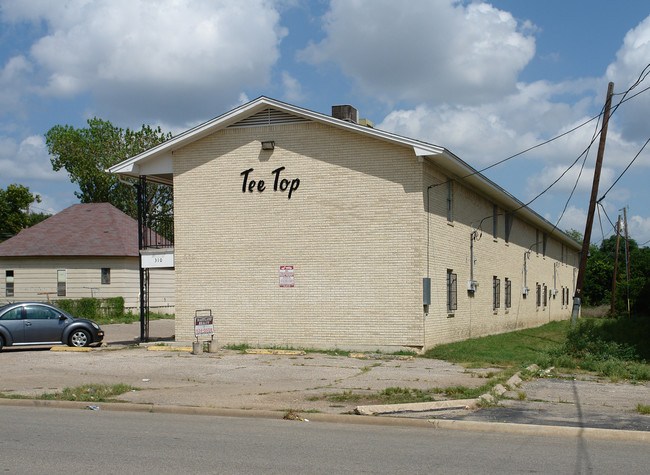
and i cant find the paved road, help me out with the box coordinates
[1,405,648,474]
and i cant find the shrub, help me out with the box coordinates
[76,298,100,319]
[103,297,125,317]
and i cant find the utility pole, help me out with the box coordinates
[623,207,631,316]
[610,215,621,315]
[572,82,614,327]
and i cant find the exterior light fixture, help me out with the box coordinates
[261,140,275,150]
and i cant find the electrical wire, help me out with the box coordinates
[597,137,650,203]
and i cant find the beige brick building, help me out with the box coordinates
[110,97,580,352]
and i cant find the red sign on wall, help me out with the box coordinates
[279,265,295,288]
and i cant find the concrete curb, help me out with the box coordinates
[1,398,648,442]
[356,399,477,415]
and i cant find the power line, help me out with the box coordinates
[597,137,650,203]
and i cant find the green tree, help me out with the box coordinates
[45,118,173,222]
[565,228,583,244]
[0,184,42,241]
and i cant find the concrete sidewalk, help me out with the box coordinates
[1,319,648,438]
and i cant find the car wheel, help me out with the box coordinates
[69,329,91,347]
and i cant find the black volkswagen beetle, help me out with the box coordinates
[0,302,104,350]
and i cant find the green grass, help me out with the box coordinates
[424,317,650,382]
[38,384,136,402]
[0,384,137,402]
[637,403,650,415]
[423,320,569,366]
[92,312,174,325]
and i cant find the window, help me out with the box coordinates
[446,269,457,313]
[505,212,513,243]
[5,270,14,297]
[492,205,498,239]
[101,268,111,285]
[446,181,453,222]
[25,305,61,320]
[505,278,512,308]
[493,276,501,310]
[57,269,66,297]
[543,284,548,307]
[536,283,541,308]
[0,307,21,320]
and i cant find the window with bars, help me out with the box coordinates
[536,283,541,307]
[101,268,111,285]
[447,269,457,313]
[493,276,500,310]
[505,278,512,308]
[543,284,548,307]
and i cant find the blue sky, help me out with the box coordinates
[1,0,649,246]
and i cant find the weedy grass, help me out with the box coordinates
[424,317,650,382]
[93,312,174,325]
[423,320,568,366]
[636,403,650,415]
[38,384,137,402]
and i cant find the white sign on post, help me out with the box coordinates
[279,265,295,288]
[194,314,214,337]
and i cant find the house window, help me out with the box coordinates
[493,276,500,310]
[446,181,453,222]
[536,283,541,308]
[492,205,498,239]
[505,278,512,308]
[5,270,14,297]
[543,284,548,307]
[101,268,111,285]
[57,269,67,297]
[446,269,457,313]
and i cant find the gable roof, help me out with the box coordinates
[108,96,580,250]
[0,203,139,257]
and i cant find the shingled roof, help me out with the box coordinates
[0,203,139,257]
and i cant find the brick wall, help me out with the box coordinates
[172,121,580,351]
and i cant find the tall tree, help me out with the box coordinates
[45,118,173,221]
[0,184,42,241]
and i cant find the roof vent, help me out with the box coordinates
[332,105,358,124]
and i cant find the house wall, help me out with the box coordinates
[171,120,580,351]
[423,163,580,347]
[173,122,425,350]
[0,257,175,313]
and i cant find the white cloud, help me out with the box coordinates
[2,0,287,126]
[298,0,535,105]
[554,205,587,235]
[281,71,304,103]
[0,135,68,182]
[526,165,615,199]
[606,15,650,142]
[629,214,650,246]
